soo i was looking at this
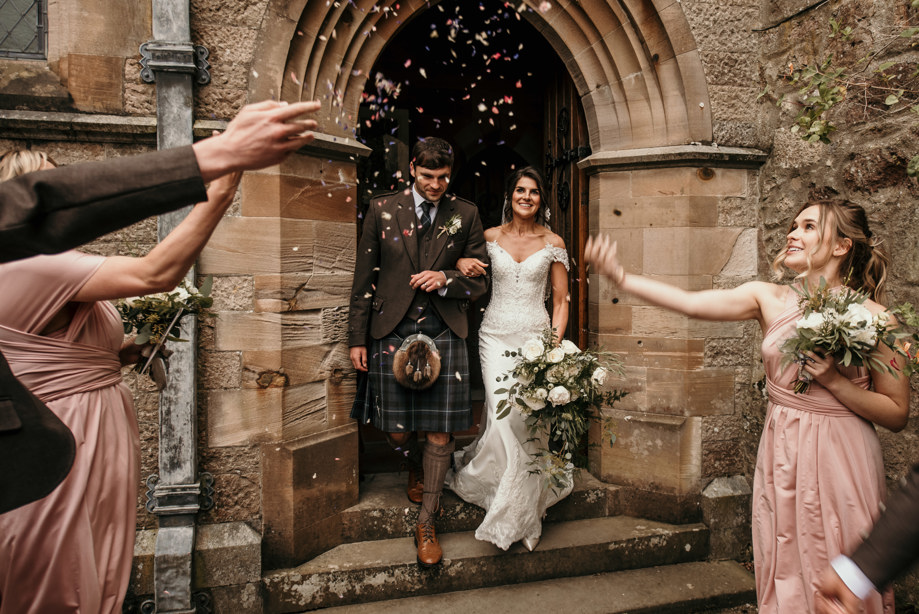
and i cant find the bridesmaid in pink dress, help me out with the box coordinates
[585,199,908,614]
[0,150,239,613]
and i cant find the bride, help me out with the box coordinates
[445,166,572,551]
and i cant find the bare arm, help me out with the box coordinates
[549,260,569,342]
[73,171,241,302]
[585,234,775,326]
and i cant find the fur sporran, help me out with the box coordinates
[393,333,441,390]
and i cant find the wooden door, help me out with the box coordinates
[544,71,591,348]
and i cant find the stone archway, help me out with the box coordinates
[250,0,712,151]
[222,0,762,567]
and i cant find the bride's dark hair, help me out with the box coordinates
[502,166,549,227]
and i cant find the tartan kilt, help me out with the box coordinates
[351,311,472,433]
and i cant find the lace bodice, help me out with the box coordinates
[479,241,569,336]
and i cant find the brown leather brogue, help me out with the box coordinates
[406,465,424,505]
[414,522,443,568]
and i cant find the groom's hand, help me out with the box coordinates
[410,270,448,293]
[350,346,368,372]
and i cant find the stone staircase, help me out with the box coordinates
[262,472,756,613]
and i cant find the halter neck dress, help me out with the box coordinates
[755,286,894,613]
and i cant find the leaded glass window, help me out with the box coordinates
[0,0,46,58]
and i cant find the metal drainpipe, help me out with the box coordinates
[138,0,211,611]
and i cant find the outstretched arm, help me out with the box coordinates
[73,171,242,301]
[0,100,320,264]
[584,233,773,325]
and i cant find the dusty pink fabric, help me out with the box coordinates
[755,287,894,614]
[0,252,138,614]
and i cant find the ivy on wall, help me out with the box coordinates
[761,0,919,175]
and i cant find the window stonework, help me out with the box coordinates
[0,0,45,58]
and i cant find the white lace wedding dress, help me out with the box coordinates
[445,240,574,550]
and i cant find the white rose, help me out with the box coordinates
[535,388,548,400]
[522,338,545,361]
[853,327,877,347]
[560,339,580,355]
[546,347,565,363]
[796,311,826,331]
[547,386,571,406]
[591,367,608,386]
[515,370,535,385]
[843,302,873,327]
[523,394,546,410]
[546,366,560,383]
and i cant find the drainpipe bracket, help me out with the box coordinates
[144,472,215,515]
[140,42,211,86]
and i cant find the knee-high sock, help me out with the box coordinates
[419,438,454,525]
[387,432,422,471]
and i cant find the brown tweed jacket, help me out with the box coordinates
[348,188,489,345]
[850,461,919,589]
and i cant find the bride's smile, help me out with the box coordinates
[511,177,541,220]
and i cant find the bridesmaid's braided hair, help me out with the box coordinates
[772,199,889,304]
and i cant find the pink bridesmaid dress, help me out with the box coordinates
[755,286,895,613]
[0,251,139,613]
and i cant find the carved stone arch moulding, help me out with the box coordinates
[249,0,712,151]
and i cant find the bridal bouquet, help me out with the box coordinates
[780,279,896,393]
[495,328,626,489]
[116,277,215,388]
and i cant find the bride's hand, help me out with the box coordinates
[457,257,488,277]
[585,234,625,285]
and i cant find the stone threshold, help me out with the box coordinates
[316,560,756,614]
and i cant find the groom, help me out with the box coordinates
[348,136,488,567]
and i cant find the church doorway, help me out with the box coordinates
[354,1,590,469]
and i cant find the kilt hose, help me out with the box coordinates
[351,309,472,434]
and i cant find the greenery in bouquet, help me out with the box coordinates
[885,301,919,378]
[495,328,626,490]
[116,277,215,346]
[781,278,902,393]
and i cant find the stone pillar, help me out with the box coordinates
[583,145,766,523]
[141,0,210,611]
[198,134,369,569]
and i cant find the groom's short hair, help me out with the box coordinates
[412,137,454,170]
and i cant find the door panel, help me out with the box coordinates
[544,72,591,349]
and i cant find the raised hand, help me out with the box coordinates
[584,233,625,285]
[194,100,322,181]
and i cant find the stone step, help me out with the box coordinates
[341,470,621,543]
[263,515,710,612]
[313,560,756,614]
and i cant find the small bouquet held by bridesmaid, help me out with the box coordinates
[495,328,626,489]
[116,278,215,389]
[780,278,915,394]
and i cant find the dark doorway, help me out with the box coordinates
[354,1,588,471]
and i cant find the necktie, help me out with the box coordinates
[418,201,433,236]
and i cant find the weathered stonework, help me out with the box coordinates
[3,0,918,604]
